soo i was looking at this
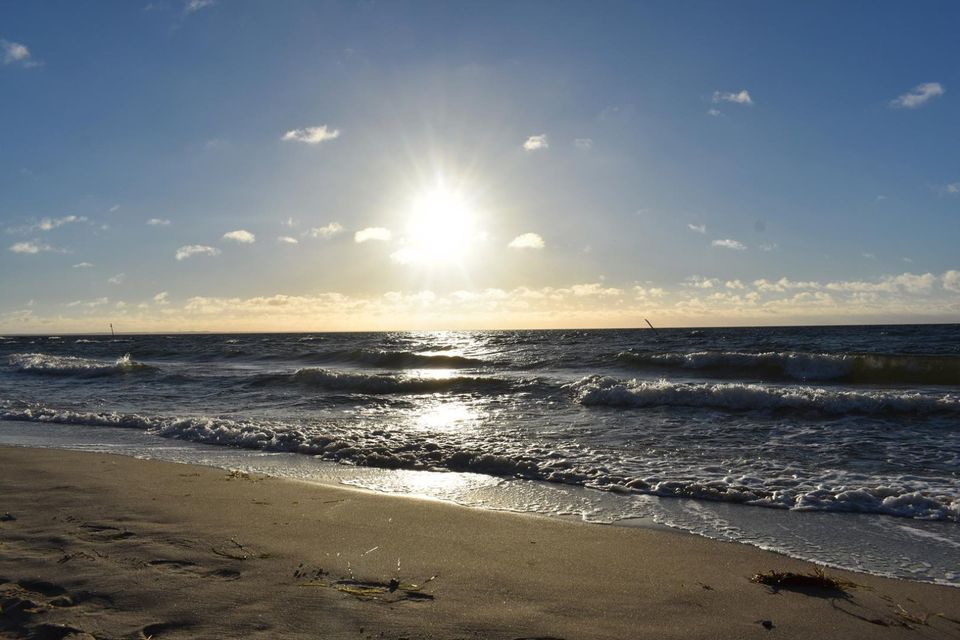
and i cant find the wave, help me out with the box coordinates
[1,403,956,522]
[616,351,960,385]
[259,348,488,369]
[254,368,532,394]
[568,376,960,416]
[8,352,156,377]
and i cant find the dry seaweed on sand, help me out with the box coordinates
[894,604,943,626]
[751,567,858,593]
[300,573,438,602]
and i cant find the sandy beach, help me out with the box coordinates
[0,447,957,639]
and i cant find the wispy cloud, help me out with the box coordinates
[889,82,944,109]
[712,238,747,250]
[7,215,88,235]
[573,138,593,150]
[108,273,126,285]
[146,218,171,226]
[508,232,545,249]
[712,90,752,106]
[523,134,549,151]
[9,241,62,254]
[66,297,109,309]
[72,262,94,269]
[354,227,391,243]
[304,222,344,239]
[223,229,256,244]
[38,215,86,231]
[707,108,722,117]
[154,291,169,304]
[184,0,214,14]
[1,39,38,67]
[175,245,221,260]
[277,236,299,245]
[687,223,706,234]
[281,125,340,144]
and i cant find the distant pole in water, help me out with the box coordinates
[110,323,115,338]
[644,319,656,331]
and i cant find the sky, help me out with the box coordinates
[1,0,958,332]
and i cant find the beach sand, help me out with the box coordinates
[1,446,958,639]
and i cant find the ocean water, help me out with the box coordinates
[1,325,958,584]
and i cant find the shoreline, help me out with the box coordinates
[2,446,959,639]
[2,417,959,589]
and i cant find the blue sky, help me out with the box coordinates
[1,1,958,331]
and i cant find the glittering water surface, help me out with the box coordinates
[1,326,958,584]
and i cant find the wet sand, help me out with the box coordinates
[1,446,958,639]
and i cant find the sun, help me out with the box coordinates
[392,184,481,266]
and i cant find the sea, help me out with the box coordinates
[1,325,958,586]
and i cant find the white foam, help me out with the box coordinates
[568,375,959,415]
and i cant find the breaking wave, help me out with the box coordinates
[616,351,960,385]
[253,367,534,394]
[568,376,960,416]
[1,402,957,521]
[8,353,156,377]
[283,349,489,368]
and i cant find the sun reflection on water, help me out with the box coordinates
[412,399,480,433]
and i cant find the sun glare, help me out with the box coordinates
[393,185,480,266]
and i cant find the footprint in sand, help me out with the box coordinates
[147,560,240,581]
[78,523,135,541]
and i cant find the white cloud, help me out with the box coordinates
[108,273,125,285]
[570,283,622,297]
[943,183,960,195]
[278,236,299,244]
[354,227,391,243]
[37,215,87,231]
[66,297,109,309]
[712,90,753,105]
[147,218,171,226]
[154,291,169,304]
[175,245,221,260]
[281,125,340,144]
[283,217,298,227]
[687,223,706,234]
[573,138,593,150]
[1,39,37,67]
[707,108,722,117]
[712,238,747,250]
[223,229,256,243]
[523,134,549,151]
[72,262,93,269]
[109,204,121,213]
[184,0,214,13]
[685,276,719,289]
[390,248,418,265]
[304,222,344,239]
[889,82,944,109]
[943,270,960,293]
[508,233,545,249]
[824,272,937,294]
[752,278,821,293]
[9,241,59,254]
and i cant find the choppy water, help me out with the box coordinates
[1,326,958,584]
